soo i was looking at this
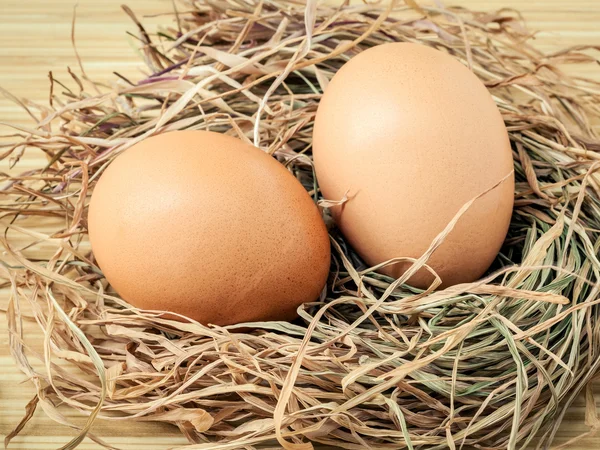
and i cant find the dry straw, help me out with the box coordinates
[2,0,600,449]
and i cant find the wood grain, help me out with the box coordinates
[1,1,599,448]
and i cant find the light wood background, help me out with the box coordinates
[1,0,599,448]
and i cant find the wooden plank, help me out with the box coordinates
[1,1,599,449]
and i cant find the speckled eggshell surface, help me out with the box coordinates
[313,43,514,288]
[88,130,331,325]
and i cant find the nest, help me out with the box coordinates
[2,1,600,449]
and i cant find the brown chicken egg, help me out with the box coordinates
[313,43,514,288]
[88,130,330,325]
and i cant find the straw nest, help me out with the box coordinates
[2,1,600,449]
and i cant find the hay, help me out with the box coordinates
[2,0,600,449]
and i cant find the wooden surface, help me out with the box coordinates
[1,0,599,448]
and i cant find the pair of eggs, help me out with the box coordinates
[88,43,514,325]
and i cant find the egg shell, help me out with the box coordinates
[88,130,331,325]
[313,43,514,288]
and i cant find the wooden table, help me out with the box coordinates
[1,1,599,448]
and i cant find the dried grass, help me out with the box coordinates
[2,0,600,449]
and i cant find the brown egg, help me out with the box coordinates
[313,43,514,288]
[88,130,330,325]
